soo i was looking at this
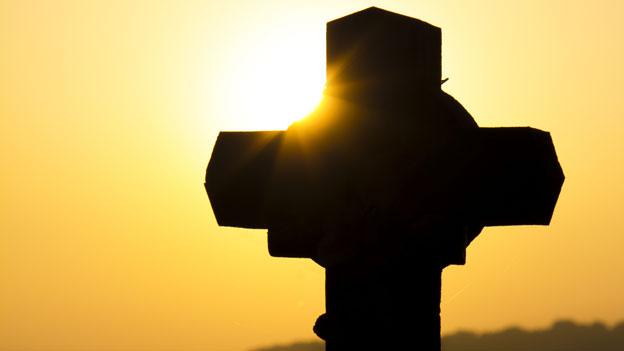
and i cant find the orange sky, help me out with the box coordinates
[1,1,623,350]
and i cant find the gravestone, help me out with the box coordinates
[205,7,564,351]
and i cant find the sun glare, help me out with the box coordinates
[222,29,326,131]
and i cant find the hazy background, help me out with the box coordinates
[1,1,623,350]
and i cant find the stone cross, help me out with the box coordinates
[205,7,564,351]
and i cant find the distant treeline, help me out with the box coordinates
[252,320,624,351]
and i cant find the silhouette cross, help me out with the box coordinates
[205,7,564,351]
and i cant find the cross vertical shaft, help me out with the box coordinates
[320,262,442,350]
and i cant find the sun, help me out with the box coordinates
[221,28,326,131]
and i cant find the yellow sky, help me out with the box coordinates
[1,0,623,350]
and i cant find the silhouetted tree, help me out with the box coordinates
[251,320,624,351]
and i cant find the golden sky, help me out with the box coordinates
[1,1,623,350]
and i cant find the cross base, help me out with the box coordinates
[315,258,443,351]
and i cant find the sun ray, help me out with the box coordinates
[220,27,326,131]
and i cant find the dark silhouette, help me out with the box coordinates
[205,7,564,351]
[250,320,624,351]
